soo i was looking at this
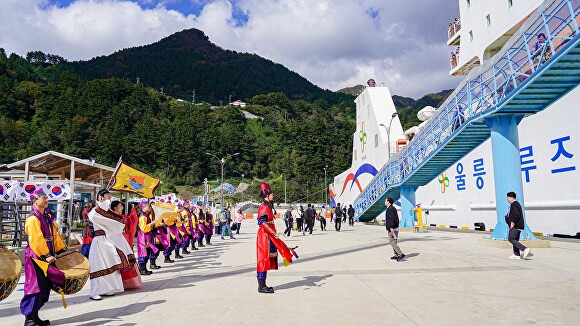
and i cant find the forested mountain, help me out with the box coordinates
[0,33,452,201]
[58,28,352,105]
[0,50,355,201]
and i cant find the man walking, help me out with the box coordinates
[334,203,343,231]
[347,204,355,226]
[319,206,327,231]
[283,207,293,236]
[304,204,314,235]
[221,206,235,240]
[296,206,304,232]
[385,198,405,261]
[506,192,531,259]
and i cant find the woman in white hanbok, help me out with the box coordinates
[88,189,136,300]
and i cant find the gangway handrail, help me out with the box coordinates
[354,0,580,218]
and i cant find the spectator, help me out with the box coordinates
[283,207,293,236]
[334,203,343,232]
[220,206,235,240]
[347,204,355,226]
[296,206,304,232]
[233,208,244,234]
[385,198,405,261]
[506,192,531,259]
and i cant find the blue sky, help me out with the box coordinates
[1,0,460,98]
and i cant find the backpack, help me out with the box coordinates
[219,210,228,223]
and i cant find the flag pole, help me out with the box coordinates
[106,156,123,190]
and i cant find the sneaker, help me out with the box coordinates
[522,248,532,259]
[390,255,398,260]
[508,255,521,260]
[396,254,406,262]
[90,295,102,301]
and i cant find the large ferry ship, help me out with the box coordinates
[330,0,580,237]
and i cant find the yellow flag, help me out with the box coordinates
[110,162,160,198]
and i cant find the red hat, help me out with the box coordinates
[260,181,272,197]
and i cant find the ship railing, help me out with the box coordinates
[354,0,580,218]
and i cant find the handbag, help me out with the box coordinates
[231,223,238,231]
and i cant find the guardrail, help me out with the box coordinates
[355,0,580,219]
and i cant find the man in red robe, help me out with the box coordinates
[256,181,297,294]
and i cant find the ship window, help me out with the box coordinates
[466,0,471,8]
[469,30,474,42]
[486,14,491,27]
[375,134,379,148]
[507,0,512,9]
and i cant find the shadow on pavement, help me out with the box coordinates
[275,274,333,291]
[51,300,166,325]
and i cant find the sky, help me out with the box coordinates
[0,0,460,98]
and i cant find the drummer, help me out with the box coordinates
[20,188,67,326]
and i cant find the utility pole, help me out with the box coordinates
[284,178,287,204]
[229,94,232,104]
[306,181,309,203]
[192,89,195,104]
[323,165,328,206]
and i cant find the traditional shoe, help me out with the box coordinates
[258,285,275,293]
[90,295,103,301]
[182,248,191,254]
[150,261,161,269]
[191,246,198,250]
[32,312,50,326]
[24,315,38,326]
[390,255,398,260]
[164,256,175,263]
[139,264,152,275]
[175,254,184,259]
[396,254,406,262]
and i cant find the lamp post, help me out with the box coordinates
[306,181,309,203]
[379,112,398,161]
[206,152,240,208]
[284,177,287,204]
[323,165,328,206]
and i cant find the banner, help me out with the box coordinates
[0,181,71,202]
[110,162,160,199]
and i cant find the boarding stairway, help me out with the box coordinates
[355,0,580,222]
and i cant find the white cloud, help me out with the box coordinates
[0,0,460,98]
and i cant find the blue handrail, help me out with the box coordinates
[355,0,580,219]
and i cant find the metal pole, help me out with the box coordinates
[324,166,328,206]
[306,181,309,203]
[284,178,287,204]
[221,158,225,208]
[67,161,75,245]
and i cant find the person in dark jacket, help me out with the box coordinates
[283,208,293,237]
[296,206,304,232]
[385,198,405,261]
[347,204,355,226]
[505,192,531,259]
[334,203,343,231]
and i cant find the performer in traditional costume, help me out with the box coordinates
[177,204,191,254]
[163,210,183,262]
[256,182,298,294]
[137,200,159,275]
[197,208,207,247]
[80,201,94,258]
[203,207,214,245]
[184,201,198,251]
[20,188,66,326]
[111,201,142,290]
[88,189,136,301]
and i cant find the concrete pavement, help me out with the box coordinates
[1,219,579,326]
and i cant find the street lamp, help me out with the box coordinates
[379,112,398,161]
[206,152,240,208]
[306,181,309,203]
[323,165,328,206]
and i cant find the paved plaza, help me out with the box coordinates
[1,220,579,326]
